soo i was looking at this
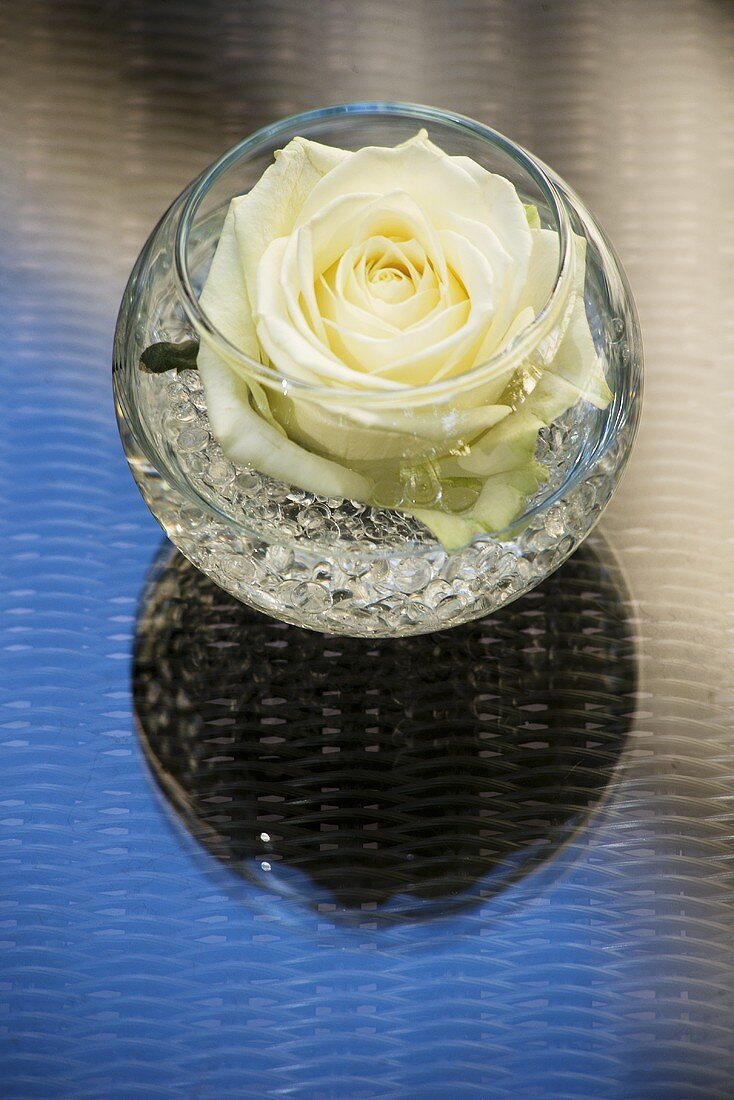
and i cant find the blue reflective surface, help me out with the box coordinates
[2,2,734,1096]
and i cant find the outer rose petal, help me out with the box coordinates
[199,205,259,358]
[411,408,548,545]
[198,339,371,501]
[197,194,370,500]
[230,137,351,331]
[541,236,612,410]
[272,392,513,463]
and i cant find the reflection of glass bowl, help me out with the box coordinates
[133,534,637,921]
[114,103,642,637]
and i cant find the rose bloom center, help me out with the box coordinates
[316,230,470,348]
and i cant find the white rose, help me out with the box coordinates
[197,131,611,548]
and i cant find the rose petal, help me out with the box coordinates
[270,390,513,462]
[229,136,351,318]
[408,508,479,551]
[412,407,548,544]
[515,228,561,315]
[296,138,531,265]
[316,273,403,339]
[349,190,450,286]
[256,236,402,390]
[514,233,612,410]
[438,406,547,478]
[197,337,371,500]
[323,298,471,379]
[279,191,382,342]
[198,205,259,358]
[366,285,441,329]
[543,297,613,410]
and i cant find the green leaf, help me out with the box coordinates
[139,340,199,374]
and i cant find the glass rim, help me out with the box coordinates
[172,101,576,408]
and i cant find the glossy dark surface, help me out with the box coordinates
[134,539,636,920]
[2,1,734,1096]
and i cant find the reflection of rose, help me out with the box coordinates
[197,131,611,548]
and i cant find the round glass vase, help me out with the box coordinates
[113,103,642,638]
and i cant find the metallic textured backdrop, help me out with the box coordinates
[1,1,733,1096]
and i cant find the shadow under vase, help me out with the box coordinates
[133,532,638,920]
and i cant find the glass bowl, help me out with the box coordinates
[113,103,642,637]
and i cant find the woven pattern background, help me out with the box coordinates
[134,539,636,919]
[1,1,734,1096]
